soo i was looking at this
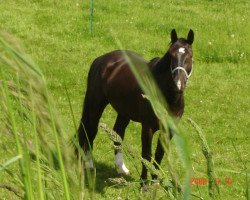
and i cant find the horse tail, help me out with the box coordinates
[78,57,108,152]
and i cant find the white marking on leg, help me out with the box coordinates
[115,152,129,175]
[86,151,94,169]
[178,47,185,54]
[177,80,182,90]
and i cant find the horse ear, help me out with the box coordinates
[171,29,178,43]
[187,29,194,45]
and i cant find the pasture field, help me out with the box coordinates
[0,0,249,199]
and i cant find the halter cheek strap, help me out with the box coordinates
[171,66,193,79]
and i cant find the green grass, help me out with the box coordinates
[0,0,249,199]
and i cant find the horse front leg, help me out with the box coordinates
[140,124,153,188]
[152,138,165,180]
[152,127,174,179]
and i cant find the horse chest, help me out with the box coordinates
[166,95,184,118]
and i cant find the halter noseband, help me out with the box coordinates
[171,65,193,79]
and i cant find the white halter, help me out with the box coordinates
[171,65,193,79]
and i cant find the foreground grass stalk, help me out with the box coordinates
[15,75,35,200]
[63,83,85,200]
[30,84,44,200]
[0,37,42,77]
[100,122,194,199]
[0,184,23,198]
[188,118,219,198]
[0,72,33,200]
[45,86,71,200]
[0,155,22,172]
[230,140,249,200]
[111,34,192,199]
[1,35,72,199]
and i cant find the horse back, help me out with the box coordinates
[87,50,157,124]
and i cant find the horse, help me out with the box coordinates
[78,29,194,184]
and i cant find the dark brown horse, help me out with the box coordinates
[78,29,194,183]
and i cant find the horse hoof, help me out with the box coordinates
[85,151,94,169]
[115,152,129,175]
[116,163,130,175]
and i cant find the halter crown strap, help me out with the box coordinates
[171,66,192,79]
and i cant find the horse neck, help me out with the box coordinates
[151,52,184,116]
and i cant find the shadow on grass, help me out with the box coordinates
[85,160,136,194]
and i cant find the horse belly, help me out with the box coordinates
[105,74,142,120]
[105,81,156,124]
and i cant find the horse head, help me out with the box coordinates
[168,29,194,93]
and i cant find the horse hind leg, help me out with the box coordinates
[113,114,130,175]
[78,91,108,168]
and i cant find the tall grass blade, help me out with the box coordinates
[30,84,45,200]
[0,184,23,198]
[63,83,86,200]
[112,35,192,199]
[0,33,74,199]
[188,118,219,197]
[45,85,71,200]
[0,69,34,200]
[15,73,35,200]
[0,155,22,171]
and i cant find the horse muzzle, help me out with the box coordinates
[174,79,186,93]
